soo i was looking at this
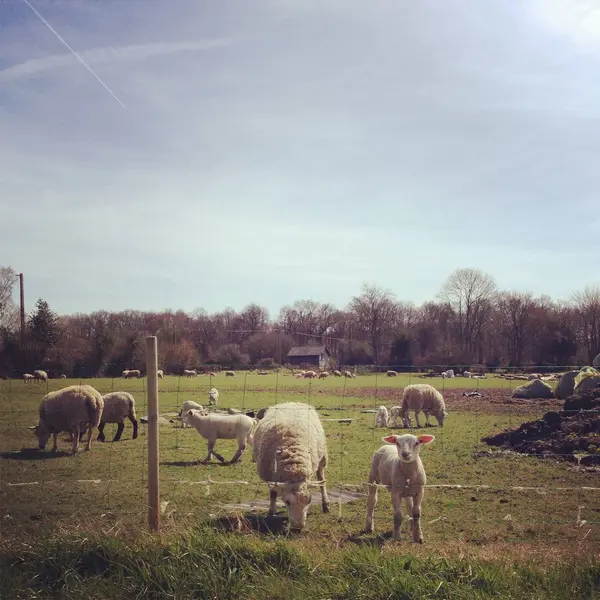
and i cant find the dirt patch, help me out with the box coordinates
[482,390,600,463]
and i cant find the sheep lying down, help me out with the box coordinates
[183,409,255,464]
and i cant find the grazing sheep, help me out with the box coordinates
[303,370,318,379]
[295,373,304,379]
[184,409,255,463]
[389,405,403,427]
[386,370,397,377]
[23,373,34,383]
[157,370,164,379]
[59,374,67,379]
[401,384,448,428]
[441,369,455,379]
[343,370,353,378]
[183,369,197,378]
[179,400,205,427]
[365,433,435,542]
[252,401,330,531]
[98,392,138,442]
[30,384,104,455]
[333,370,342,377]
[318,372,329,379]
[208,387,219,406]
[207,371,217,377]
[225,370,236,377]
[33,369,48,383]
[375,405,389,428]
[125,369,141,379]
[122,370,130,378]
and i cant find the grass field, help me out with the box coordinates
[1,372,599,598]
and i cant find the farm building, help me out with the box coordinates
[286,345,331,370]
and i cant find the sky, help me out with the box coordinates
[1,0,600,318]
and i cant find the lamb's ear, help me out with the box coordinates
[417,434,435,445]
[382,435,398,444]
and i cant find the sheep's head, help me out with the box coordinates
[29,422,50,449]
[437,410,449,427]
[275,481,312,530]
[382,433,434,463]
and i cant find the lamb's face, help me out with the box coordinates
[283,485,312,530]
[382,433,435,463]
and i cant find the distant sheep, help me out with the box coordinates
[463,370,473,378]
[365,433,435,542]
[207,371,217,377]
[33,370,48,383]
[225,370,236,377]
[30,384,104,455]
[252,401,330,531]
[179,400,205,427]
[208,387,219,406]
[333,370,342,377]
[125,369,141,379]
[318,372,329,379]
[343,370,353,378]
[303,370,318,379]
[157,370,164,379]
[184,409,255,463]
[59,374,67,379]
[122,370,130,378]
[386,370,397,377]
[375,405,389,428]
[183,369,197,378]
[401,384,447,428]
[96,392,138,442]
[23,373,34,383]
[441,369,455,379]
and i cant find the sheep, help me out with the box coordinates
[29,384,104,455]
[208,387,219,406]
[343,370,352,378]
[97,392,138,442]
[183,369,197,378]
[33,369,48,383]
[401,384,448,428]
[303,370,317,379]
[441,369,455,379]
[333,370,342,377]
[157,369,164,379]
[295,373,304,379]
[364,433,435,542]
[375,405,389,427]
[178,400,205,427]
[59,374,67,379]
[252,401,330,531]
[225,370,236,377]
[318,371,329,379]
[122,369,130,378]
[183,409,255,463]
[463,370,473,378]
[389,405,403,427]
[207,371,217,377]
[386,370,397,377]
[23,373,34,383]
[125,369,141,379]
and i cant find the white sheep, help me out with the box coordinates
[463,370,473,378]
[29,384,104,455]
[343,370,353,378]
[183,369,197,377]
[23,373,34,383]
[179,400,205,427]
[365,433,435,542]
[252,401,330,531]
[333,370,342,377]
[375,405,389,428]
[401,384,448,428]
[386,370,397,377]
[225,370,236,377]
[318,371,329,379]
[389,405,403,427]
[122,369,130,378]
[208,387,219,406]
[98,392,138,442]
[303,370,317,379]
[157,369,164,379]
[441,369,455,379]
[125,369,141,379]
[183,409,255,463]
[33,369,48,383]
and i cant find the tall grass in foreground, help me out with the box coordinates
[1,528,598,599]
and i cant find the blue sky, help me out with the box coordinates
[1,0,600,317]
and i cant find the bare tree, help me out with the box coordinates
[438,268,497,361]
[496,291,535,366]
[347,284,397,364]
[572,285,600,364]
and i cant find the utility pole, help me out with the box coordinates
[18,273,25,345]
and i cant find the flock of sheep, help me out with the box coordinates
[25,374,447,542]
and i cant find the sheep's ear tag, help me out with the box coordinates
[382,435,397,444]
[418,435,435,445]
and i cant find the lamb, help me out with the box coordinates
[29,384,104,455]
[401,384,448,428]
[183,409,255,464]
[157,369,164,379]
[97,392,138,442]
[389,405,403,427]
[33,369,48,383]
[375,405,389,427]
[252,401,330,531]
[179,400,205,427]
[365,433,435,542]
[23,373,34,383]
[208,387,219,406]
[122,370,130,378]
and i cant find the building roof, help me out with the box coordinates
[286,345,330,357]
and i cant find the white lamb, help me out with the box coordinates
[375,405,389,427]
[33,369,48,383]
[29,384,104,455]
[365,433,435,542]
[23,373,34,383]
[252,401,330,531]
[183,369,197,378]
[126,369,141,379]
[389,405,403,427]
[97,392,138,442]
[401,384,448,428]
[183,409,255,464]
[157,369,164,379]
[179,400,205,427]
[208,387,219,406]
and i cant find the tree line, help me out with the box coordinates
[0,265,599,377]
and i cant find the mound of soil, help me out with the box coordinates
[482,390,600,463]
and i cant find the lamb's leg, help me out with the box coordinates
[229,441,246,464]
[268,488,278,516]
[364,481,378,533]
[97,422,106,442]
[316,459,330,513]
[410,488,425,543]
[391,491,404,539]
[129,416,138,439]
[200,440,214,463]
[112,422,125,442]
[51,433,59,452]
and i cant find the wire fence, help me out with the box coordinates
[0,349,598,545]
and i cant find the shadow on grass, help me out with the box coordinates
[160,459,236,467]
[0,448,72,460]
[346,532,394,548]
[210,512,296,536]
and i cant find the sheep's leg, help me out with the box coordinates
[51,433,59,452]
[364,482,378,533]
[410,488,425,543]
[112,422,125,442]
[391,491,404,539]
[70,429,80,455]
[414,411,422,428]
[84,423,93,452]
[229,441,246,464]
[316,460,330,513]
[130,416,138,439]
[424,412,432,427]
[97,422,106,442]
[268,488,278,516]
